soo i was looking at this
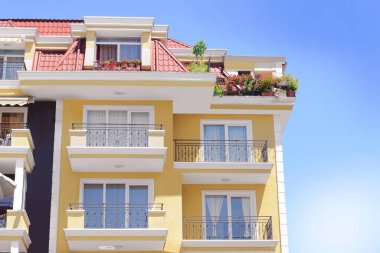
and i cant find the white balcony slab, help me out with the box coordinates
[64,228,168,251]
[174,162,274,184]
[0,229,31,252]
[0,146,35,173]
[67,146,167,172]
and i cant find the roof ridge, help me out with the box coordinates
[156,40,188,72]
[168,38,191,48]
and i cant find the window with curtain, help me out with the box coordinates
[83,183,149,229]
[203,124,248,162]
[0,56,24,80]
[86,109,150,147]
[96,38,141,61]
[205,193,253,240]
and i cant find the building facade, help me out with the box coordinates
[0,17,295,253]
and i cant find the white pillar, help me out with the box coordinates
[274,114,289,253]
[13,159,26,211]
[10,241,19,253]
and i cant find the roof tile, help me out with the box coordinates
[151,40,188,72]
[167,38,191,48]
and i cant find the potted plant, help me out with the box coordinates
[286,75,298,97]
[109,59,117,70]
[102,60,111,69]
[214,83,225,97]
[256,76,275,96]
[121,60,129,69]
[133,59,142,70]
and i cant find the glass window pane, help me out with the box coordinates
[231,197,251,239]
[205,195,228,239]
[204,125,225,162]
[0,57,4,80]
[98,45,117,61]
[86,111,107,146]
[5,57,23,80]
[120,45,141,60]
[228,126,248,162]
[130,112,149,147]
[83,184,103,228]
[105,184,125,228]
[129,186,148,228]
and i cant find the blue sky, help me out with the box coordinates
[2,1,380,252]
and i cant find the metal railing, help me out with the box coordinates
[0,62,26,80]
[69,203,163,229]
[174,140,268,163]
[0,123,28,146]
[72,123,163,147]
[183,216,272,240]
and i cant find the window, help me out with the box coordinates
[202,191,257,240]
[0,107,27,146]
[84,105,153,147]
[96,38,141,62]
[0,56,24,80]
[81,179,154,229]
[201,120,252,162]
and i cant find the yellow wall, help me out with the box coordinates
[56,103,281,253]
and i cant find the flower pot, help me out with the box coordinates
[103,62,110,69]
[261,91,274,96]
[121,62,128,69]
[109,62,117,70]
[128,62,134,68]
[287,90,296,97]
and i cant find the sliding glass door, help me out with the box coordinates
[83,183,148,228]
[204,193,255,240]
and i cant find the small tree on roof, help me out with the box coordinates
[193,40,207,64]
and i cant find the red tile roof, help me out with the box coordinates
[167,38,191,48]
[33,39,85,71]
[0,19,83,36]
[151,40,188,72]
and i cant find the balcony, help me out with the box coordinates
[64,203,167,251]
[0,210,31,252]
[174,140,274,184]
[0,123,35,173]
[67,124,167,172]
[182,216,277,250]
[0,61,25,81]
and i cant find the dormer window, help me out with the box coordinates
[96,38,141,62]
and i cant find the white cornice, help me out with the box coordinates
[0,27,37,38]
[152,25,169,34]
[84,16,154,27]
[18,71,217,82]
[226,55,286,63]
[36,36,73,45]
[170,48,227,57]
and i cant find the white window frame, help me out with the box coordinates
[201,190,257,239]
[0,55,25,80]
[0,107,28,123]
[200,120,253,141]
[79,178,155,205]
[96,38,142,62]
[83,105,154,125]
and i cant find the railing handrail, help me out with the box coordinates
[72,123,163,130]
[69,202,164,210]
[174,139,267,143]
[0,61,26,80]
[0,122,28,128]
[183,215,272,220]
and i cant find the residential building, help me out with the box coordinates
[0,16,295,253]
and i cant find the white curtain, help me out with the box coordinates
[206,195,225,238]
[228,126,247,162]
[131,112,149,147]
[204,125,225,162]
[87,111,106,146]
[108,111,128,146]
[98,45,117,61]
[241,197,252,238]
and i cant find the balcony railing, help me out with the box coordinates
[69,203,163,229]
[72,123,163,147]
[174,140,268,163]
[183,216,272,240]
[0,62,26,80]
[0,123,28,146]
